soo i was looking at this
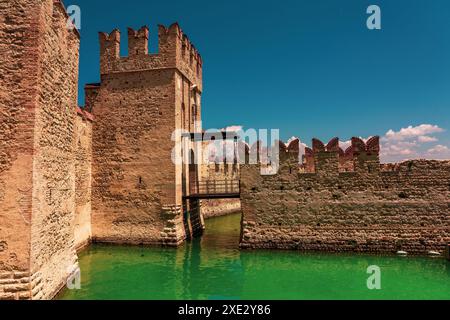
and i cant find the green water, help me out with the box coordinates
[59,213,450,300]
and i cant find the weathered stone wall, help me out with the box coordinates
[0,0,38,300]
[90,24,202,246]
[29,0,80,300]
[201,199,241,219]
[0,0,80,300]
[100,25,202,92]
[90,69,180,245]
[240,137,450,254]
[74,109,93,251]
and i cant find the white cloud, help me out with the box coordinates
[427,144,450,154]
[384,124,444,141]
[380,124,449,162]
[339,137,369,151]
[423,144,450,160]
[418,136,438,143]
[222,125,243,132]
[339,140,351,151]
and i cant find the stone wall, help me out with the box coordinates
[90,24,202,246]
[29,0,80,300]
[0,0,80,300]
[201,199,241,219]
[74,109,93,251]
[0,0,37,301]
[240,137,450,254]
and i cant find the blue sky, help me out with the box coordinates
[69,0,450,161]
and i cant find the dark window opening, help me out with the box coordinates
[181,103,185,128]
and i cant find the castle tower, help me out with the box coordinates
[88,23,203,246]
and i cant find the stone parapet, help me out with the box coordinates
[240,137,450,255]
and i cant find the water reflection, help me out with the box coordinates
[59,213,450,300]
[178,213,244,299]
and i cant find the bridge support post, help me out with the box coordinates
[182,199,193,241]
[189,199,205,238]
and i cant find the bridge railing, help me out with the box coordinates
[189,179,240,196]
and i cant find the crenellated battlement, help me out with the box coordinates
[158,23,203,68]
[240,136,449,254]
[349,136,380,174]
[301,136,380,174]
[240,152,450,254]
[128,26,149,56]
[99,23,202,91]
[99,29,121,74]
[242,136,381,176]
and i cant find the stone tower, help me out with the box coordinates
[87,23,203,246]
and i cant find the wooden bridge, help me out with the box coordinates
[184,179,241,199]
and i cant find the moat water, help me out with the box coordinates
[58,213,450,300]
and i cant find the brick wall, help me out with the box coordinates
[74,109,93,251]
[201,199,241,219]
[240,137,450,254]
[29,0,80,300]
[90,24,202,246]
[0,0,80,300]
[0,0,38,301]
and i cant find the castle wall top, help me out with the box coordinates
[242,136,382,176]
[243,135,449,184]
[304,136,380,174]
[99,23,202,91]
